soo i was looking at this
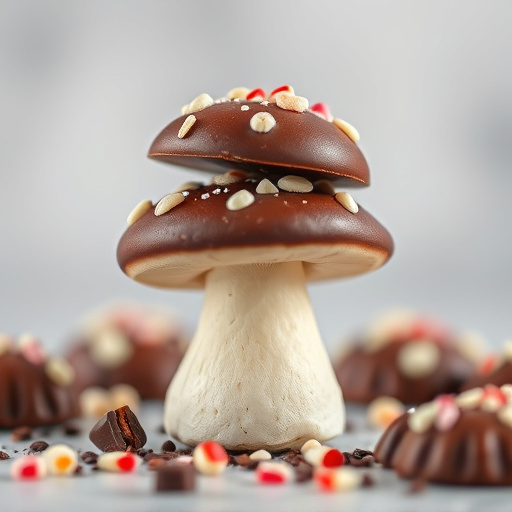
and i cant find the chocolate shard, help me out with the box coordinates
[155,462,196,492]
[89,405,147,452]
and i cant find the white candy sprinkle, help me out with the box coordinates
[182,191,189,197]
[227,87,250,100]
[97,452,141,473]
[455,387,484,409]
[11,456,47,480]
[249,449,272,461]
[127,199,152,226]
[300,439,321,455]
[256,178,279,194]
[314,467,362,492]
[408,401,439,434]
[275,93,308,113]
[256,462,293,484]
[42,444,78,476]
[397,341,441,378]
[193,441,229,476]
[334,192,359,213]
[177,114,197,139]
[212,188,221,195]
[277,175,313,193]
[250,112,276,133]
[201,193,210,200]
[154,193,185,216]
[184,93,214,114]
[241,105,250,111]
[45,357,75,387]
[333,118,360,143]
[226,190,255,211]
[260,100,269,106]
[367,396,405,430]
[303,446,344,468]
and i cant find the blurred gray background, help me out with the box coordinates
[1,0,511,355]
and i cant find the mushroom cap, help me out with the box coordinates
[117,179,393,289]
[148,100,370,186]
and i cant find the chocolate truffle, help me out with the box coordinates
[461,341,512,391]
[0,334,78,428]
[118,85,393,451]
[65,303,186,400]
[333,310,477,405]
[374,386,512,485]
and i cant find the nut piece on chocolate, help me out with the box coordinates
[89,405,147,452]
[117,86,394,451]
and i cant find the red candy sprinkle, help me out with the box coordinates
[201,441,228,463]
[246,88,266,101]
[323,448,344,468]
[117,454,137,472]
[479,355,498,375]
[269,85,294,98]
[20,464,37,478]
[482,385,507,405]
[310,102,332,121]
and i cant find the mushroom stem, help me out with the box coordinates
[164,261,345,450]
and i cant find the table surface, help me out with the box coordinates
[1,403,510,512]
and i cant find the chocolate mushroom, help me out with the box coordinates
[117,86,394,450]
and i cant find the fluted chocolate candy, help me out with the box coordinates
[149,100,370,186]
[89,405,147,452]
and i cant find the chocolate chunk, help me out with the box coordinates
[62,422,82,436]
[155,462,196,492]
[161,440,176,452]
[29,440,49,453]
[351,448,374,459]
[11,426,32,442]
[81,451,99,464]
[361,474,375,487]
[89,405,147,452]
[0,451,10,460]
[295,461,314,483]
[408,478,428,494]
[280,449,305,467]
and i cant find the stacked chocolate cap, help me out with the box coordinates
[117,86,393,450]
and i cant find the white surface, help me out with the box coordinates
[1,403,511,512]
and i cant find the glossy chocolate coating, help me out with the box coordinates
[67,339,183,400]
[461,361,512,392]
[335,340,474,405]
[0,352,79,428]
[374,410,512,485]
[148,101,370,186]
[117,179,394,289]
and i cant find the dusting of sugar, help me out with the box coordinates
[201,193,210,200]
[182,191,189,197]
[212,188,221,195]
[241,105,250,111]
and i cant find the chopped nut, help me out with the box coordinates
[268,85,295,102]
[334,192,358,213]
[177,115,197,139]
[256,178,279,195]
[367,396,405,429]
[250,112,276,133]
[155,193,185,216]
[226,190,255,211]
[455,387,484,409]
[314,180,336,195]
[408,401,439,434]
[127,199,152,226]
[275,93,308,113]
[333,118,360,143]
[396,341,441,378]
[45,357,75,387]
[277,175,313,193]
[212,172,246,186]
[249,449,272,461]
[300,439,321,455]
[241,105,250,111]
[184,93,214,114]
[173,181,202,193]
[227,86,250,100]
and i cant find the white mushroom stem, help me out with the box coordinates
[164,261,345,451]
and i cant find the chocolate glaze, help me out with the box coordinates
[117,179,393,289]
[0,352,79,428]
[148,101,370,186]
[461,361,512,392]
[374,410,512,485]
[335,340,474,405]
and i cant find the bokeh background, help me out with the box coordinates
[1,0,511,355]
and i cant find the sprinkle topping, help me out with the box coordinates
[226,189,255,211]
[277,175,313,193]
[155,193,185,216]
[250,112,276,133]
[127,199,152,226]
[335,192,358,214]
[177,114,197,139]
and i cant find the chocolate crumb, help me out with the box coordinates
[295,461,314,483]
[157,424,166,434]
[344,448,375,467]
[175,448,192,456]
[137,448,153,458]
[62,422,81,436]
[155,462,196,492]
[0,451,10,460]
[233,453,259,470]
[74,465,84,475]
[80,451,99,464]
[161,440,176,453]
[29,440,49,453]
[280,449,305,467]
[11,426,32,442]
[361,474,375,487]
[352,448,374,459]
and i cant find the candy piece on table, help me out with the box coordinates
[89,405,147,452]
[367,396,406,429]
[256,461,293,484]
[300,439,321,455]
[96,451,141,473]
[41,444,78,476]
[314,467,362,492]
[303,446,344,468]
[11,455,47,480]
[249,449,272,461]
[155,462,196,492]
[192,441,228,476]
